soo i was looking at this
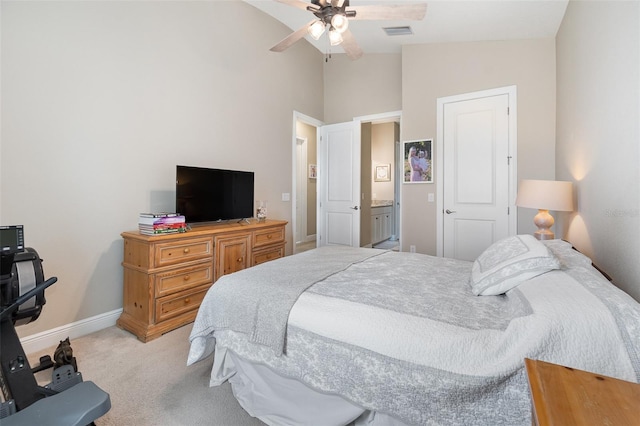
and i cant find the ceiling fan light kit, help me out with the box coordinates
[331,13,349,33]
[270,0,427,60]
[308,20,326,39]
[329,27,343,45]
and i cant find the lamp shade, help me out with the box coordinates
[516,180,574,212]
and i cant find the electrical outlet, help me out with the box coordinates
[282,193,290,201]
[428,193,435,202]
[410,245,416,253]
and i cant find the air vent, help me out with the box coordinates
[383,26,413,36]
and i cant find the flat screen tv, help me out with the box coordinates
[176,165,254,224]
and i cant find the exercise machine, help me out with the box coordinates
[0,225,111,425]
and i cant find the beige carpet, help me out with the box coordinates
[27,325,265,426]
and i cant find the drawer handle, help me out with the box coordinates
[184,298,191,304]
[267,234,272,239]
[183,275,190,281]
[237,257,243,263]
[183,248,190,254]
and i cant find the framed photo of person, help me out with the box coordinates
[403,139,433,184]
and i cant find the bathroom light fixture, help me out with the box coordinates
[516,179,574,240]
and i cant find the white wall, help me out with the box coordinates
[323,54,402,124]
[402,39,557,254]
[295,121,317,237]
[320,40,557,256]
[1,1,324,336]
[556,0,640,301]
[371,122,395,201]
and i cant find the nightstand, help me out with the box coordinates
[525,358,640,425]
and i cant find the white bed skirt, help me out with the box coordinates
[212,346,409,426]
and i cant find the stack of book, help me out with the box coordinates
[138,213,187,235]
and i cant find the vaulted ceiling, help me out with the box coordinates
[246,0,569,56]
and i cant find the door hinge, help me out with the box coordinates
[507,156,512,165]
[508,206,510,215]
[507,107,510,115]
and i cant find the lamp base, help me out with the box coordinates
[533,209,555,240]
[533,230,555,240]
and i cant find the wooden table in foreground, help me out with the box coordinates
[525,358,640,426]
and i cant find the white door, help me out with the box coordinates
[318,121,361,247]
[441,91,515,261]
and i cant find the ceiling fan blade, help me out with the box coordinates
[351,3,427,21]
[270,20,316,52]
[341,29,363,60]
[274,0,319,12]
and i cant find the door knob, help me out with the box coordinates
[350,206,359,210]
[445,209,457,214]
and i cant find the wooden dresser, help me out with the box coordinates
[117,219,287,342]
[525,358,640,425]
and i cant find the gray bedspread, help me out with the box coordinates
[188,241,640,425]
[188,246,385,358]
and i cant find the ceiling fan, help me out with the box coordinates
[269,0,428,60]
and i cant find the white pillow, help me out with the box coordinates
[470,235,560,296]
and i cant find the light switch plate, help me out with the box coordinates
[282,192,290,202]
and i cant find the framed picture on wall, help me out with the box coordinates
[308,164,317,179]
[374,164,391,182]
[403,139,433,183]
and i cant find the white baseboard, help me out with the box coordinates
[20,308,123,355]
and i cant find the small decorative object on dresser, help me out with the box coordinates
[256,201,267,222]
[117,219,287,342]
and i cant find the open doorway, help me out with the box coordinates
[292,112,322,254]
[293,111,401,253]
[357,111,401,251]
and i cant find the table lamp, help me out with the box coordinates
[515,179,574,240]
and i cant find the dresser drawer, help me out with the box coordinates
[153,237,213,268]
[253,227,285,248]
[252,245,285,266]
[119,220,287,342]
[155,285,209,323]
[155,262,213,298]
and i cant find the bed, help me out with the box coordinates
[187,236,640,425]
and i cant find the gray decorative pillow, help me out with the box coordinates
[470,235,560,296]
